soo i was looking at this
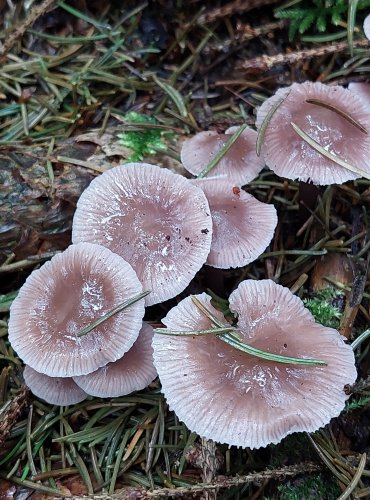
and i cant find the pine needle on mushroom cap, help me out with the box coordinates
[153,281,356,449]
[180,126,264,185]
[255,81,370,185]
[8,243,145,377]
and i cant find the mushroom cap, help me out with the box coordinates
[364,14,370,40]
[73,322,157,397]
[72,163,212,306]
[9,242,144,377]
[153,281,356,449]
[193,179,277,268]
[256,81,370,185]
[24,365,87,406]
[348,82,370,112]
[180,127,264,185]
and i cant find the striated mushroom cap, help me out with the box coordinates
[72,163,212,306]
[73,322,157,397]
[153,281,356,449]
[256,81,370,185]
[9,243,144,377]
[348,82,370,112]
[180,127,264,185]
[193,179,277,268]
[364,14,370,40]
[24,365,87,406]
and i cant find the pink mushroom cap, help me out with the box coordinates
[193,178,277,268]
[348,82,370,112]
[153,281,356,449]
[364,14,370,40]
[180,127,264,185]
[8,243,144,377]
[72,163,212,306]
[73,322,157,397]
[24,365,87,406]
[256,81,370,185]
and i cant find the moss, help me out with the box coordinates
[264,473,340,500]
[303,288,343,329]
[117,112,170,162]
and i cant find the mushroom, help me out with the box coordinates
[153,280,356,449]
[8,242,144,377]
[348,82,370,112]
[180,126,264,185]
[192,178,277,268]
[73,322,157,397]
[364,13,370,40]
[255,81,370,185]
[24,366,87,406]
[72,163,212,306]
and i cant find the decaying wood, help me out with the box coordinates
[0,140,97,264]
[0,384,30,448]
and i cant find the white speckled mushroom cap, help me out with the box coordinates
[193,178,277,268]
[72,163,212,306]
[153,281,357,449]
[180,127,264,185]
[364,14,370,40]
[24,365,87,406]
[73,322,157,397]
[348,82,370,112]
[8,243,144,377]
[256,81,370,185]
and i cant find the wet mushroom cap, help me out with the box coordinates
[256,81,370,185]
[9,242,144,377]
[364,14,370,40]
[72,163,212,306]
[24,365,87,406]
[348,82,370,112]
[193,179,277,268]
[73,322,157,397]
[180,127,264,185]
[153,281,356,449]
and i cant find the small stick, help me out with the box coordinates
[237,39,370,71]
[0,0,58,60]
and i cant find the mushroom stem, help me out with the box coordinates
[290,122,370,180]
[197,124,248,178]
[76,290,151,338]
[191,296,327,366]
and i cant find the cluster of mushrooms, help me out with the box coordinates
[9,80,370,449]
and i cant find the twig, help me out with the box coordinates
[0,385,30,448]
[70,462,321,498]
[194,0,279,26]
[0,0,58,60]
[237,39,370,72]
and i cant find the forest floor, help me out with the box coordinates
[1,0,370,498]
